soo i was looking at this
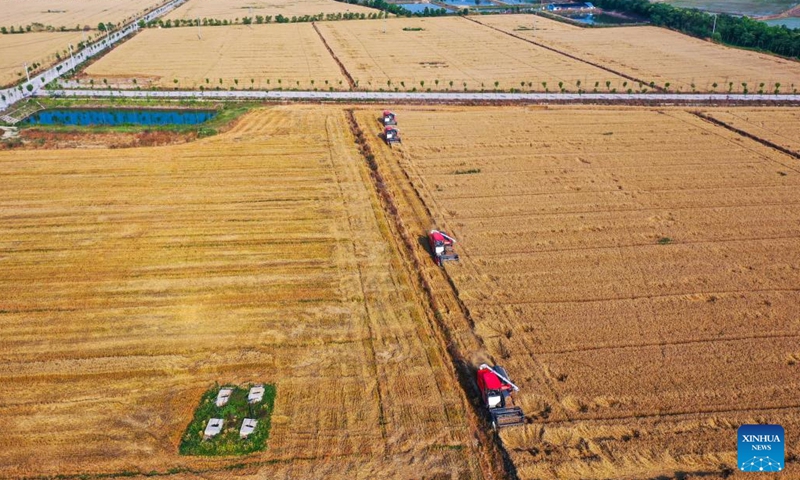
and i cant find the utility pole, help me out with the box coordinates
[23,62,30,83]
[712,13,717,35]
[197,17,202,39]
[68,44,75,71]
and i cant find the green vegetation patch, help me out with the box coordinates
[454,168,482,175]
[180,383,276,456]
[402,27,425,31]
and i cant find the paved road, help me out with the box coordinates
[38,89,800,104]
[0,0,188,113]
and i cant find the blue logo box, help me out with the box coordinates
[738,424,784,472]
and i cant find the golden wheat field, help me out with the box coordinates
[81,24,348,89]
[702,108,800,153]
[317,17,628,91]
[0,105,484,479]
[0,31,85,87]
[0,0,163,31]
[478,15,800,92]
[356,105,800,479]
[164,0,375,21]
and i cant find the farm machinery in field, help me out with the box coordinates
[477,364,525,429]
[428,229,459,266]
[381,110,397,126]
[383,125,401,146]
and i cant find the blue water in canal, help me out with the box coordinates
[23,109,217,126]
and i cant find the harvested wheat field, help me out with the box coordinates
[164,0,375,21]
[317,17,628,91]
[478,15,800,92]
[0,0,162,31]
[0,31,85,87]
[702,107,800,153]
[0,105,483,478]
[81,24,347,89]
[356,106,800,479]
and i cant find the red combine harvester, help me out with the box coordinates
[382,110,397,126]
[384,125,401,146]
[477,364,525,429]
[428,229,459,266]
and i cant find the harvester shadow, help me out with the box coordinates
[417,235,433,257]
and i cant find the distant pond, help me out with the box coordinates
[23,109,217,126]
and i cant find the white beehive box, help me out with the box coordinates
[215,388,232,407]
[240,418,258,438]
[248,385,265,404]
[204,418,223,439]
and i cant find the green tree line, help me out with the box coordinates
[591,0,799,58]
[336,0,449,17]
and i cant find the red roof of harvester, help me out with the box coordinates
[478,367,502,390]
[429,230,445,242]
[383,110,393,116]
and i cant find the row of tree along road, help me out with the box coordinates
[0,0,189,114]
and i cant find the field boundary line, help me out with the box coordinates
[692,112,800,160]
[463,16,661,92]
[343,108,517,480]
[312,22,356,90]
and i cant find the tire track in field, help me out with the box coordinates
[438,183,800,200]
[444,201,800,220]
[464,233,800,258]
[471,287,800,307]
[692,111,800,160]
[532,403,800,427]
[463,16,662,92]
[311,22,356,90]
[533,332,800,356]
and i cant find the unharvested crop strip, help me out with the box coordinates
[343,108,517,480]
[692,112,800,160]
[312,23,356,90]
[463,16,663,92]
